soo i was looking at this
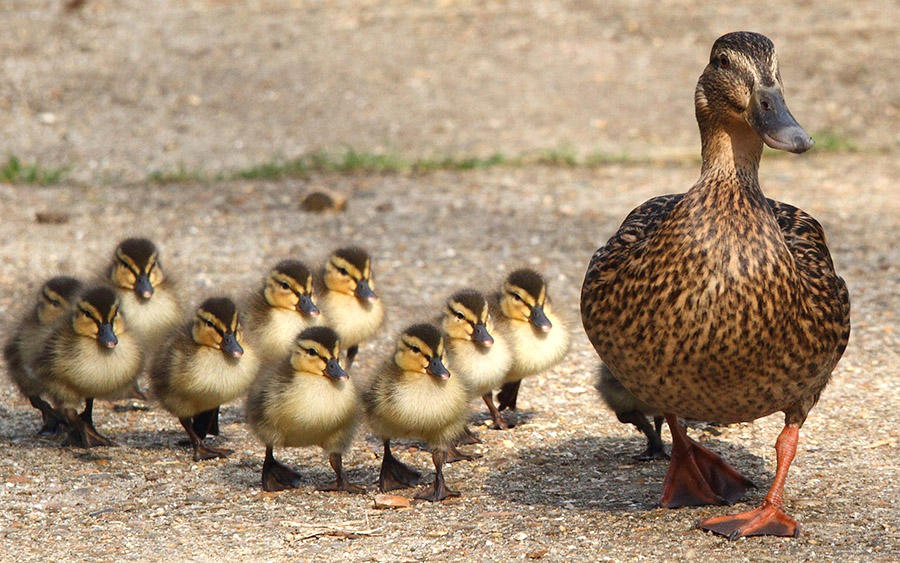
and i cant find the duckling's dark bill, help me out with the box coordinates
[297,294,320,316]
[97,324,118,348]
[326,359,348,381]
[426,356,450,379]
[221,334,243,358]
[134,274,154,299]
[472,323,494,347]
[354,279,377,302]
[529,306,552,332]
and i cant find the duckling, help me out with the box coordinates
[440,289,513,430]
[581,32,849,538]
[34,285,144,447]
[493,269,570,415]
[247,326,362,493]
[3,276,82,435]
[106,237,182,397]
[246,259,320,365]
[595,363,667,461]
[362,323,469,501]
[317,247,385,368]
[150,297,258,461]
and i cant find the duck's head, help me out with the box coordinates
[263,259,320,318]
[191,297,245,359]
[109,238,166,301]
[289,326,347,381]
[37,276,82,325]
[324,247,378,304]
[500,269,553,333]
[72,286,123,349]
[394,323,450,380]
[696,31,812,154]
[441,289,494,348]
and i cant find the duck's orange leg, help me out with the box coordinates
[660,414,755,508]
[700,424,800,539]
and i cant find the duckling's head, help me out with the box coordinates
[191,297,245,359]
[289,326,347,381]
[263,260,320,318]
[696,31,812,153]
[324,247,378,304]
[37,276,83,325]
[72,286,123,349]
[394,323,450,379]
[500,269,553,333]
[441,289,494,348]
[109,238,166,301]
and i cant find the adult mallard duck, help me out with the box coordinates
[581,32,850,539]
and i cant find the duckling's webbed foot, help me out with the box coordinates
[458,426,482,445]
[378,440,420,491]
[63,405,116,448]
[30,396,67,436]
[179,417,231,461]
[445,444,481,463]
[317,453,365,494]
[660,415,754,508]
[616,410,669,461]
[262,446,303,491]
[123,380,149,401]
[496,380,521,412]
[482,393,510,429]
[414,450,460,502]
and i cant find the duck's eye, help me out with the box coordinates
[454,311,465,320]
[510,292,522,302]
[337,267,349,276]
[409,345,421,355]
[306,348,317,356]
[205,320,214,328]
[280,281,290,290]
[719,54,729,68]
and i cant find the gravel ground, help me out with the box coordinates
[1,1,898,562]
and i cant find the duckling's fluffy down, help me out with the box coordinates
[500,313,570,383]
[247,366,359,453]
[246,293,321,363]
[116,288,182,349]
[318,291,384,349]
[363,366,469,448]
[151,331,259,419]
[39,332,144,409]
[4,318,56,398]
[446,335,512,398]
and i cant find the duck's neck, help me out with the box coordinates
[698,117,763,188]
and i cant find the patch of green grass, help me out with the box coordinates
[0,155,66,185]
[147,166,207,184]
[535,147,577,167]
[811,129,857,153]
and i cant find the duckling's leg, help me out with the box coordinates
[700,424,800,539]
[178,417,232,461]
[445,442,482,463]
[482,393,510,429]
[496,380,521,412]
[29,395,67,436]
[378,440,420,491]
[317,453,365,494]
[414,450,460,502]
[616,410,668,461]
[191,407,220,439]
[62,400,116,448]
[262,445,304,491]
[659,415,754,508]
[345,345,359,369]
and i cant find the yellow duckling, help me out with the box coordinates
[362,323,469,501]
[246,326,362,493]
[150,297,258,461]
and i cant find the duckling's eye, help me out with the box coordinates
[454,311,464,320]
[509,292,522,302]
[306,348,317,356]
[409,345,421,355]
[719,54,729,68]
[280,281,290,290]
[337,267,349,276]
[205,320,214,328]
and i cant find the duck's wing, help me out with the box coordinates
[768,199,851,360]
[584,193,683,286]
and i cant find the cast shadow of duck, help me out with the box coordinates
[482,434,771,512]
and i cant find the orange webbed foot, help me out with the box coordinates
[700,501,798,539]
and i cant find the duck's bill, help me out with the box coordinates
[326,359,348,381]
[221,334,244,358]
[354,279,378,303]
[134,274,154,299]
[472,323,494,347]
[297,294,320,316]
[426,356,451,379]
[529,305,552,332]
[97,323,118,348]
[747,86,814,154]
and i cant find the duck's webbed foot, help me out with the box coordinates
[660,415,754,508]
[193,442,233,461]
[378,440,420,491]
[31,396,67,436]
[317,453,365,494]
[445,444,481,463]
[64,401,116,447]
[262,446,303,491]
[458,425,482,445]
[700,423,801,539]
[414,450,460,502]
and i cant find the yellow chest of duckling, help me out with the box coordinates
[319,292,384,348]
[251,308,320,363]
[446,336,512,397]
[117,289,181,348]
[160,346,259,418]
[502,315,570,382]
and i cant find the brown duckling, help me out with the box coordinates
[362,323,469,501]
[150,297,258,461]
[246,259,320,366]
[35,286,144,447]
[581,32,849,538]
[247,326,362,493]
[317,247,385,368]
[3,276,83,435]
[106,237,182,397]
[595,363,667,461]
[493,269,570,415]
[441,289,513,430]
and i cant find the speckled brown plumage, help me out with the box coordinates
[580,32,850,539]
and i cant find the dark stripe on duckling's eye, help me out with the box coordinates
[79,307,101,325]
[118,258,141,277]
[43,291,62,307]
[508,291,523,302]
